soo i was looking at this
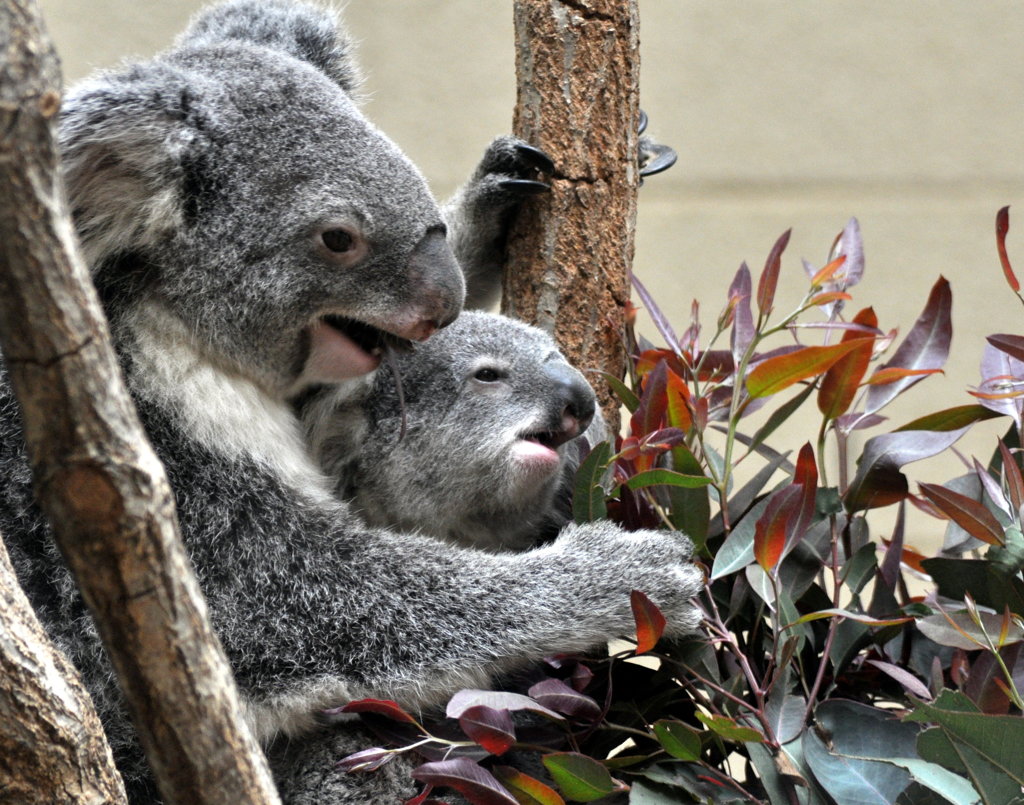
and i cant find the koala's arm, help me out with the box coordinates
[157,424,700,735]
[442,137,552,310]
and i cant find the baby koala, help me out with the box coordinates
[301,311,603,551]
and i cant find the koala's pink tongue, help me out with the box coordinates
[305,321,381,381]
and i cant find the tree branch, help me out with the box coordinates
[0,2,280,802]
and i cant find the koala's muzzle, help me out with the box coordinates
[537,362,596,448]
[403,229,464,340]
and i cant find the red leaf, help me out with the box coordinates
[757,228,791,316]
[987,333,1024,364]
[866,367,943,386]
[459,705,517,756]
[493,767,566,805]
[864,276,952,415]
[747,339,866,398]
[997,206,1020,293]
[632,273,681,353]
[817,307,878,420]
[412,759,519,805]
[809,291,853,306]
[919,482,1005,546]
[664,368,693,432]
[810,254,847,288]
[333,698,417,724]
[754,485,801,572]
[527,678,602,721]
[630,360,668,439]
[631,590,666,653]
[1000,440,1024,515]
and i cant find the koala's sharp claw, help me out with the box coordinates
[638,108,649,135]
[498,179,551,196]
[513,143,555,175]
[639,143,678,177]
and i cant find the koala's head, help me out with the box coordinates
[59,0,464,397]
[306,311,601,551]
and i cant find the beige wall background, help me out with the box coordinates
[37,0,1024,546]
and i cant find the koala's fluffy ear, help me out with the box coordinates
[59,66,208,268]
[178,0,361,93]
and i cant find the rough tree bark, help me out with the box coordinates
[0,2,280,803]
[503,0,641,432]
[0,533,128,804]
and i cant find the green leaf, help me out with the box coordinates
[623,468,712,491]
[877,757,982,805]
[789,608,912,627]
[667,444,710,550]
[573,441,611,524]
[542,753,619,802]
[747,339,866,398]
[599,372,640,413]
[494,766,566,805]
[695,712,764,743]
[710,496,770,579]
[894,404,1001,433]
[906,690,1024,788]
[921,557,1024,616]
[916,610,1024,650]
[804,728,910,805]
[652,719,702,761]
[917,727,1021,805]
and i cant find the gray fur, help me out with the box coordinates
[0,2,702,801]
[304,311,603,551]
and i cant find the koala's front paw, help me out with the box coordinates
[637,109,678,180]
[469,135,554,206]
[550,520,703,639]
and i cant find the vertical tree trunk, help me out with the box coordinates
[0,2,280,803]
[0,535,128,805]
[504,0,641,432]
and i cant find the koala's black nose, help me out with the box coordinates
[542,361,597,445]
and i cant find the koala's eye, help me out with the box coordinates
[473,367,503,383]
[322,228,356,253]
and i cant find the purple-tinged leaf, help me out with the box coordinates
[878,501,906,591]
[527,679,602,722]
[973,457,1012,520]
[729,262,754,365]
[863,277,952,415]
[412,759,519,805]
[789,320,879,334]
[331,698,418,723]
[997,206,1020,293]
[446,690,563,721]
[493,766,566,805]
[919,482,1005,546]
[570,663,594,693]
[631,589,666,654]
[865,659,932,700]
[866,367,942,386]
[835,412,887,433]
[988,333,1024,364]
[459,705,516,756]
[845,426,970,512]
[894,404,1001,433]
[631,273,681,354]
[837,217,865,287]
[1000,440,1024,516]
[757,228,791,317]
[679,299,701,354]
[917,610,1023,650]
[977,342,1024,427]
[336,746,395,773]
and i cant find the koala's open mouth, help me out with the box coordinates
[321,315,414,355]
[519,427,572,451]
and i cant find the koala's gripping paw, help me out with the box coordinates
[542,521,704,640]
[469,135,554,206]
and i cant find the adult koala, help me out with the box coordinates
[303,310,603,552]
[0,0,702,801]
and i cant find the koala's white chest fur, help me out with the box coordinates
[125,301,337,508]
